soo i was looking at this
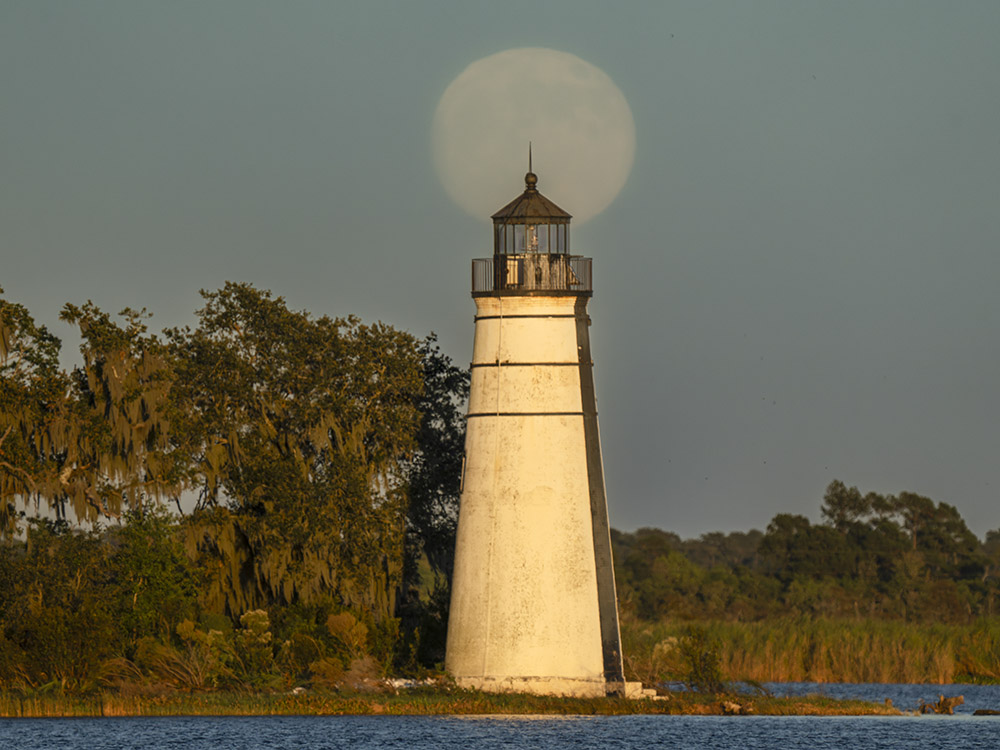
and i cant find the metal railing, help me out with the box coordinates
[472,255,592,295]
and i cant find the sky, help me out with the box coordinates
[2,2,999,540]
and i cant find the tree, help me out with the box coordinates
[108,506,200,655]
[680,530,763,570]
[169,283,423,622]
[2,289,188,535]
[0,520,117,690]
[397,335,469,666]
[983,529,1000,616]
[890,493,981,579]
[821,480,873,533]
[0,289,70,534]
[59,302,185,520]
[759,513,856,583]
[403,335,469,583]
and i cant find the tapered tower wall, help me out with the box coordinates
[445,295,624,697]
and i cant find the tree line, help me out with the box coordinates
[0,284,468,690]
[613,480,1000,624]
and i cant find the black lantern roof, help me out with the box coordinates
[491,172,572,224]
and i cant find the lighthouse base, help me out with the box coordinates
[453,676,656,700]
[454,675,626,698]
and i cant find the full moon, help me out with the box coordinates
[432,48,636,225]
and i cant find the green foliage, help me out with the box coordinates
[233,610,279,688]
[397,335,469,669]
[677,626,725,694]
[615,480,995,626]
[59,302,185,519]
[0,290,70,534]
[170,283,423,619]
[403,335,470,579]
[0,520,117,691]
[0,283,471,692]
[110,506,200,654]
[614,527,779,621]
[1,287,191,533]
[141,619,235,691]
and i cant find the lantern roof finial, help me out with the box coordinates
[524,143,538,193]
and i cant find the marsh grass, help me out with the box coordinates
[623,617,1000,684]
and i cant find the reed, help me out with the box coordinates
[622,617,1000,684]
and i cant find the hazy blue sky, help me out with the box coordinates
[2,2,998,538]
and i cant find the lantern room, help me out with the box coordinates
[472,171,592,297]
[492,171,571,255]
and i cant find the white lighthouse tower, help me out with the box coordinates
[445,168,627,697]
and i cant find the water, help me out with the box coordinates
[2,685,1000,750]
[764,681,997,715]
[2,714,1000,750]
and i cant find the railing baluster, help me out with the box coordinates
[472,256,591,295]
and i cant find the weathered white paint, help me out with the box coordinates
[445,293,618,698]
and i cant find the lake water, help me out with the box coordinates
[764,681,997,715]
[2,684,999,750]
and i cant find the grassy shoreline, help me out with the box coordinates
[0,689,899,718]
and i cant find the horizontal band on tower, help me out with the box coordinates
[474,314,587,321]
[470,361,592,369]
[466,411,594,419]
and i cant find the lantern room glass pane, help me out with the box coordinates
[535,224,549,253]
[494,220,571,255]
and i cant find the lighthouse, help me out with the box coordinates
[445,168,627,697]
